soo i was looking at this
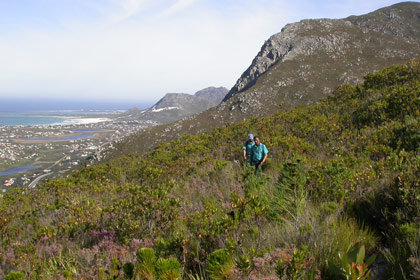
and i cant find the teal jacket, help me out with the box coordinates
[251,143,268,162]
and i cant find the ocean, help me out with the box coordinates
[0,98,152,126]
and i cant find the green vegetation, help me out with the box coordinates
[0,60,419,279]
[329,243,376,280]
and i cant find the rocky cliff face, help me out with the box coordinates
[222,31,294,101]
[108,2,420,158]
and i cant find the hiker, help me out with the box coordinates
[251,136,268,175]
[243,134,255,165]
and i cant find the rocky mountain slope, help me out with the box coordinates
[122,87,228,125]
[221,1,420,114]
[109,1,420,158]
[2,61,419,278]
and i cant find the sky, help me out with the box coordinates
[0,0,411,103]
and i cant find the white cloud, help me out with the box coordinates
[109,0,149,23]
[159,0,199,18]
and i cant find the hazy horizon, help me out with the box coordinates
[0,0,409,102]
[0,97,154,112]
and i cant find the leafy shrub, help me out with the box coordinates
[329,243,376,280]
[382,224,420,280]
[206,249,234,280]
[351,155,420,243]
[155,257,182,280]
[270,158,308,222]
[4,272,25,280]
[129,248,182,280]
[276,246,317,280]
[134,248,156,280]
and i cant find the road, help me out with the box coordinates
[29,172,53,188]
[28,155,67,188]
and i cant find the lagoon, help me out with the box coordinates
[23,133,95,142]
[0,165,39,176]
[71,129,105,132]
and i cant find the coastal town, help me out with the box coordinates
[0,114,159,191]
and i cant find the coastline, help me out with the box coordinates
[0,101,151,188]
[0,114,112,127]
[50,116,111,125]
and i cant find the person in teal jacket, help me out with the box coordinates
[243,133,255,165]
[251,136,268,175]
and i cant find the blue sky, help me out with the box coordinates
[0,0,410,102]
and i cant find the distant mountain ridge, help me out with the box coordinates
[194,87,229,103]
[108,1,420,158]
[153,86,227,110]
[123,86,228,125]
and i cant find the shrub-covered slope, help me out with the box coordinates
[0,61,419,279]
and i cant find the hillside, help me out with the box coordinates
[121,87,228,125]
[109,2,420,158]
[0,60,419,279]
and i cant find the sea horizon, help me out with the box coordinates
[0,97,153,112]
[0,97,153,126]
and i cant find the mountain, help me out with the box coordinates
[194,87,229,103]
[122,86,228,125]
[107,2,420,159]
[221,1,420,114]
